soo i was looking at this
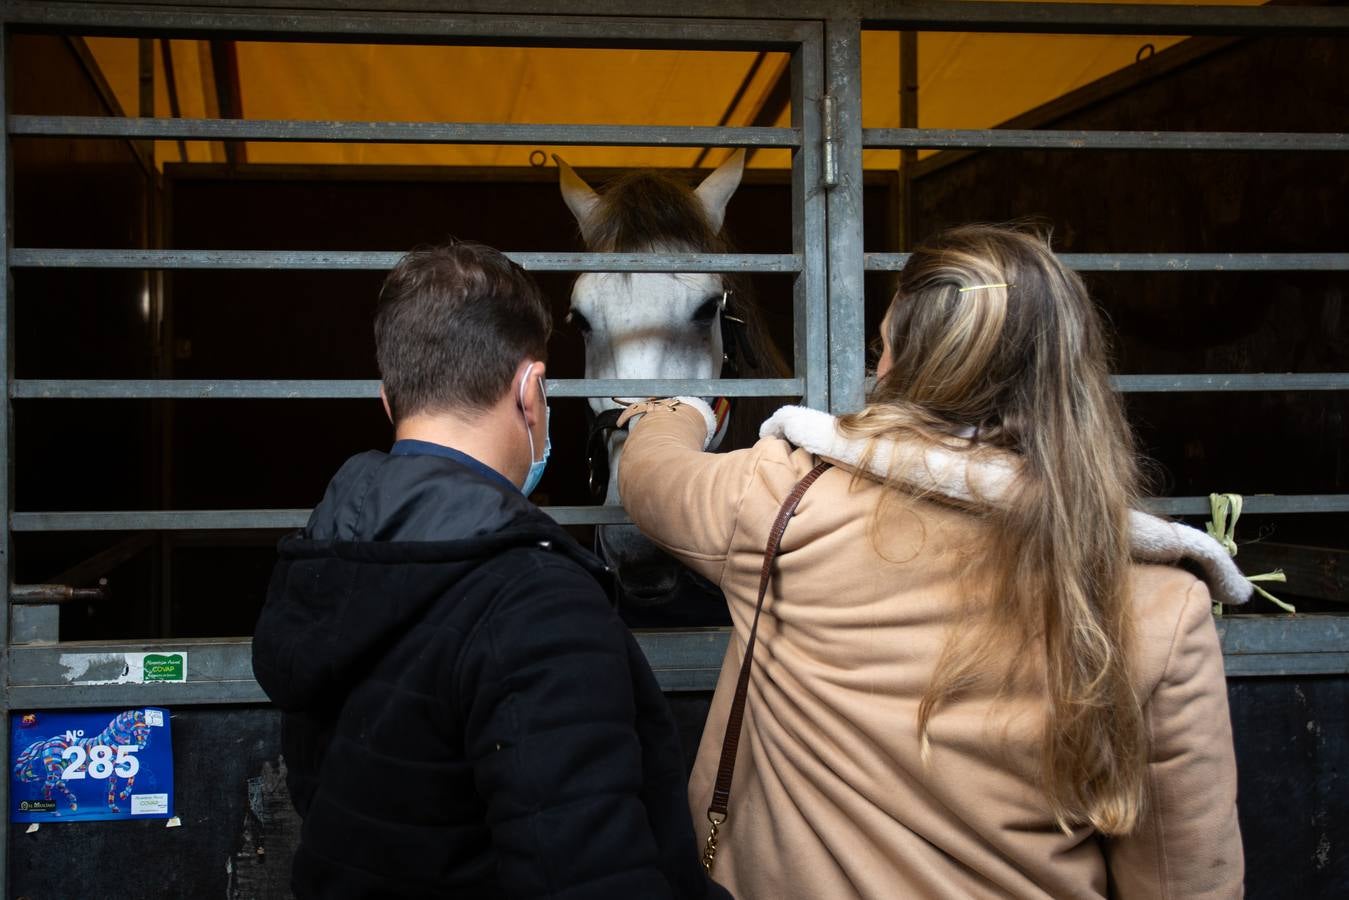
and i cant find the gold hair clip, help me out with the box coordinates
[957,283,1011,293]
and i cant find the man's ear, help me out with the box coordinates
[513,360,547,427]
[379,384,393,425]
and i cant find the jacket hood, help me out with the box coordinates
[253,450,608,711]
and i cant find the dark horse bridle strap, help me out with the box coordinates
[707,461,832,822]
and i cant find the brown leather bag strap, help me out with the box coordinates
[707,461,831,821]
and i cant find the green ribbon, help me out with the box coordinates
[1206,493,1294,615]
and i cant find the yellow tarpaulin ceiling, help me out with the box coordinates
[80,0,1266,171]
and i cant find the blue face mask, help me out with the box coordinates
[519,364,551,497]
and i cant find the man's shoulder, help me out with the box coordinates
[474,540,611,603]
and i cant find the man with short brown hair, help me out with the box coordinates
[253,240,728,899]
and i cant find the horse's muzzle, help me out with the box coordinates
[597,524,682,606]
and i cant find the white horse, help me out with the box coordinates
[557,150,781,615]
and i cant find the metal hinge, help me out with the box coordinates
[820,93,838,189]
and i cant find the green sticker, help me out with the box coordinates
[142,653,185,682]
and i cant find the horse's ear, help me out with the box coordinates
[694,148,745,233]
[554,154,600,244]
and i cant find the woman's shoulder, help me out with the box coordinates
[1127,564,1220,700]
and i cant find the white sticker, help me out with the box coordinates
[131,793,169,815]
[144,709,165,727]
[58,652,187,685]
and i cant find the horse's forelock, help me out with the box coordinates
[585,171,725,254]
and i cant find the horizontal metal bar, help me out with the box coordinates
[1216,615,1349,677]
[4,635,722,705]
[864,128,1349,153]
[862,0,1349,36]
[1145,496,1349,516]
[633,628,730,693]
[548,506,631,526]
[9,682,268,707]
[13,380,378,400]
[1111,374,1349,392]
[866,253,1349,272]
[8,615,1348,709]
[11,378,802,400]
[2,3,814,47]
[30,249,1346,274]
[11,248,801,273]
[1218,652,1349,677]
[11,510,310,531]
[14,494,1342,534]
[7,638,267,709]
[12,1,1346,39]
[9,506,632,532]
[12,115,799,148]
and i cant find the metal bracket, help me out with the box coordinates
[820,93,838,189]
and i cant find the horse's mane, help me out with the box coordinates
[582,170,790,414]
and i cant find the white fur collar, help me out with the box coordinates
[760,405,1252,606]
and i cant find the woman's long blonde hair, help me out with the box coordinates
[839,225,1147,834]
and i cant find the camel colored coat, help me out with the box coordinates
[618,400,1243,900]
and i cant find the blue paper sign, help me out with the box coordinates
[10,708,174,823]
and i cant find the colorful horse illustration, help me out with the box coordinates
[556,151,786,619]
[13,710,153,814]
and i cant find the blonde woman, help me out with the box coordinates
[614,225,1246,899]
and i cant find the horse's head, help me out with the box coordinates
[557,151,754,608]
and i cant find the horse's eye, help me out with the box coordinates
[691,297,721,325]
[566,310,592,335]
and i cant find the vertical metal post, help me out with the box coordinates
[1,24,13,890]
[825,19,866,413]
[898,31,918,250]
[793,26,828,412]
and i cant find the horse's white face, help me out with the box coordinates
[569,271,725,503]
[557,150,745,508]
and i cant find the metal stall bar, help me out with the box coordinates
[10,506,635,530]
[1113,374,1349,392]
[792,23,828,411]
[14,493,1349,534]
[865,253,1349,271]
[860,0,1349,36]
[825,18,867,413]
[12,1,1347,40]
[39,249,1346,273]
[864,128,1349,152]
[4,4,817,48]
[6,607,1349,711]
[1147,496,1349,516]
[11,249,801,272]
[13,116,798,148]
[18,374,1349,398]
[11,378,803,398]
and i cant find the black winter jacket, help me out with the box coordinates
[252,449,729,899]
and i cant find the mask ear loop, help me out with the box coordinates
[519,363,542,464]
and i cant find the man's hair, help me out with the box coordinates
[375,241,551,422]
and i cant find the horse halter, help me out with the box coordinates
[718,290,760,377]
[585,407,625,500]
